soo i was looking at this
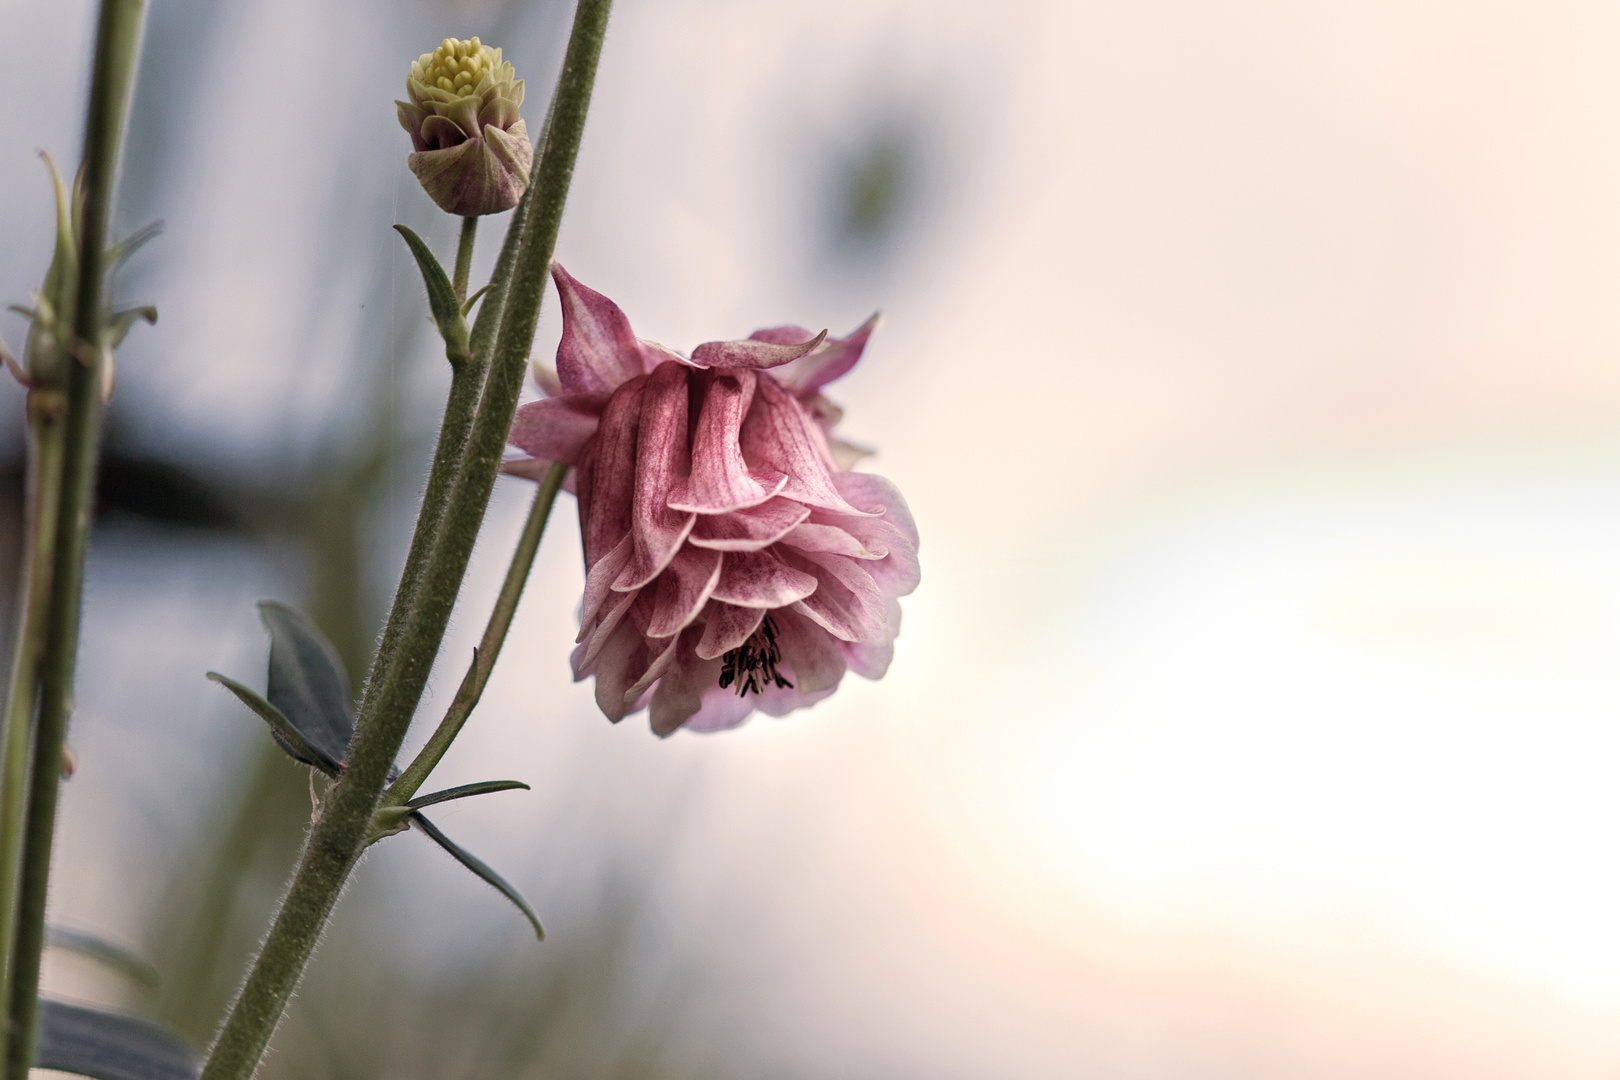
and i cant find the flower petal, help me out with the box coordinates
[648,630,727,736]
[782,522,885,560]
[575,586,636,671]
[580,377,646,569]
[614,361,697,591]
[508,391,608,465]
[668,370,787,513]
[711,549,819,609]
[585,620,655,722]
[645,546,722,638]
[680,687,762,733]
[832,471,918,547]
[763,313,879,395]
[787,551,887,643]
[687,497,810,552]
[751,681,838,719]
[419,113,469,150]
[741,376,872,514]
[773,608,847,693]
[622,632,681,705]
[552,264,657,393]
[695,601,765,660]
[577,534,633,638]
[689,330,827,370]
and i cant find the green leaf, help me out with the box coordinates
[258,601,355,771]
[104,220,161,273]
[460,282,494,318]
[411,812,543,940]
[205,672,339,775]
[46,927,160,990]
[393,224,471,359]
[405,779,530,811]
[35,999,197,1080]
[103,305,156,349]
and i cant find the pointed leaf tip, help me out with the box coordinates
[207,672,340,775]
[394,224,470,359]
[405,779,531,810]
[412,812,544,940]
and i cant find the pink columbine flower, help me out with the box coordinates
[507,266,919,736]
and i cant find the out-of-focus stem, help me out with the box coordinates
[5,0,147,1075]
[198,6,612,1078]
[387,461,565,804]
[453,217,478,305]
[0,392,67,1038]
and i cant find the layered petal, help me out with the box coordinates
[711,549,818,608]
[508,391,608,464]
[689,330,826,370]
[552,264,660,393]
[761,313,879,396]
[740,376,872,514]
[668,370,787,513]
[613,361,697,591]
[687,497,808,551]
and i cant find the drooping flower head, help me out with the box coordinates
[507,267,919,736]
[396,37,532,217]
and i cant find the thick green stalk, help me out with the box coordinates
[198,6,611,1077]
[5,0,147,1075]
[0,393,67,1035]
[452,217,477,304]
[387,462,566,804]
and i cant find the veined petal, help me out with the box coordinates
[773,608,847,693]
[613,361,696,591]
[668,370,787,513]
[782,522,885,560]
[695,601,765,660]
[553,264,656,393]
[581,376,646,568]
[763,313,879,395]
[577,534,632,638]
[752,681,838,719]
[622,633,681,705]
[508,391,608,465]
[689,330,826,370]
[575,587,637,671]
[787,551,887,643]
[830,471,918,547]
[587,620,654,722]
[711,549,818,609]
[649,630,728,736]
[741,377,872,515]
[646,546,723,638]
[687,498,809,552]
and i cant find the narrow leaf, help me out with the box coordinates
[103,305,156,348]
[412,812,543,940]
[405,780,530,811]
[104,220,161,272]
[460,282,494,317]
[394,224,470,356]
[258,601,354,770]
[206,672,339,775]
[46,926,159,990]
[35,999,197,1080]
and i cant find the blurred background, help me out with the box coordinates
[7,0,1620,1075]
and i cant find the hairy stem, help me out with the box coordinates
[198,6,611,1077]
[452,216,477,305]
[387,462,566,804]
[5,0,147,1074]
[0,393,67,1039]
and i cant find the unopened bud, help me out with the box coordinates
[396,37,533,217]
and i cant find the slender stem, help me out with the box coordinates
[0,394,67,1037]
[199,6,611,1078]
[364,185,531,716]
[5,0,146,1075]
[387,462,565,804]
[452,217,477,305]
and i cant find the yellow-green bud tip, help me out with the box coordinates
[410,36,502,99]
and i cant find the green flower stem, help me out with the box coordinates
[0,392,67,1036]
[386,461,566,806]
[198,5,611,1078]
[5,0,147,1075]
[364,179,532,720]
[452,216,477,305]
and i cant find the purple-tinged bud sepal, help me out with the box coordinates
[397,37,533,218]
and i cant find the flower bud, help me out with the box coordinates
[396,37,533,217]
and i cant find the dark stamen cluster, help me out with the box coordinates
[719,615,794,697]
